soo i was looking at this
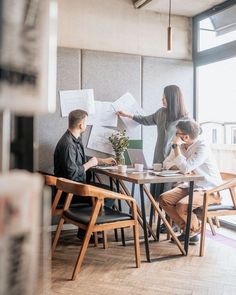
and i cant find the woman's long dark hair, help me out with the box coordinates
[164,85,187,122]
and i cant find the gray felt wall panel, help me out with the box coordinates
[81,50,142,157]
[37,47,81,173]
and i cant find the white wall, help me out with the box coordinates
[58,0,192,60]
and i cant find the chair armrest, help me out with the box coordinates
[205,178,236,195]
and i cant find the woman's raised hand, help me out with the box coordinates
[116,110,133,119]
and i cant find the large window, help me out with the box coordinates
[193,1,236,228]
[198,57,236,125]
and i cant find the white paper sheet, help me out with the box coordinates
[87,101,117,127]
[87,126,115,155]
[59,89,95,117]
[111,92,144,129]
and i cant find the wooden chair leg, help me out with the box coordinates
[103,231,108,249]
[200,197,208,257]
[93,232,98,247]
[215,216,221,228]
[207,217,216,236]
[51,217,65,257]
[133,223,141,268]
[71,227,94,280]
[71,200,102,280]
[166,216,172,240]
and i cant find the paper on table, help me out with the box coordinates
[87,126,115,155]
[111,93,144,129]
[149,170,181,177]
[59,89,95,117]
[96,166,118,170]
[87,101,117,127]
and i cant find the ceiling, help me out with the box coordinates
[134,0,227,17]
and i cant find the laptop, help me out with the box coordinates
[127,149,152,170]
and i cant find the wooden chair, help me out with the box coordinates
[199,173,236,256]
[51,178,141,280]
[207,172,236,235]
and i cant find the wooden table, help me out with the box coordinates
[93,168,204,262]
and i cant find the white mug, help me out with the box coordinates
[117,164,127,173]
[153,163,162,171]
[134,163,144,172]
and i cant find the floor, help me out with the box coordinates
[39,226,236,295]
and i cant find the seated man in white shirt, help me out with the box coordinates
[159,119,222,243]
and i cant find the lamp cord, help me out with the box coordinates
[168,0,171,27]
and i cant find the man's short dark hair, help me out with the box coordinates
[176,119,201,140]
[68,109,88,129]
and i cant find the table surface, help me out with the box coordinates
[94,168,205,184]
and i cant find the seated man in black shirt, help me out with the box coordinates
[54,109,116,240]
[54,109,116,184]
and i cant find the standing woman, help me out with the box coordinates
[117,85,188,228]
[117,85,188,164]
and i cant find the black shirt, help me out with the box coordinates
[54,130,90,183]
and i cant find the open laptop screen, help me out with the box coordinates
[127,149,150,169]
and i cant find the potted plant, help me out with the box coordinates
[108,130,129,165]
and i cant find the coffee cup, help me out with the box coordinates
[153,163,162,171]
[134,163,144,172]
[117,164,127,173]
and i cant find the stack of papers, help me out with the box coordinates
[96,166,136,172]
[149,170,182,177]
[96,165,118,170]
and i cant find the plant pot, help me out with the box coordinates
[115,152,125,165]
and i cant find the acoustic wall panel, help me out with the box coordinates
[81,50,142,157]
[142,57,193,166]
[37,47,81,173]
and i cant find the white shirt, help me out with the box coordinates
[163,138,222,190]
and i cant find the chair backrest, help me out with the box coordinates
[227,178,236,208]
[218,177,236,208]
[56,178,114,200]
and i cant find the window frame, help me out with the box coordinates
[192,0,236,119]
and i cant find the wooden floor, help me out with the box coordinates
[41,227,236,295]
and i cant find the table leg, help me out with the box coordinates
[149,184,164,235]
[109,177,113,191]
[143,184,186,255]
[184,181,194,254]
[116,180,126,246]
[155,184,165,241]
[131,183,135,197]
[118,180,157,240]
[139,184,151,262]
[92,171,96,183]
[109,177,119,242]
[156,209,162,241]
[129,183,135,214]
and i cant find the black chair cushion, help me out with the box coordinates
[64,206,132,225]
[194,204,235,215]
